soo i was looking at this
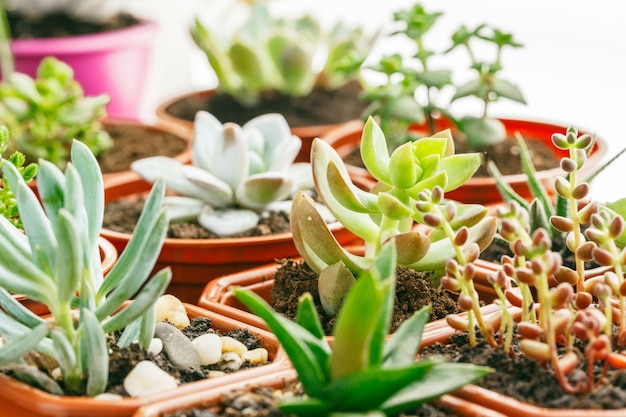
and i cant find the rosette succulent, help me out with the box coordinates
[132,110,324,237]
[291,116,497,314]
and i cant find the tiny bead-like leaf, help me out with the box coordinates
[517,322,543,340]
[445,259,459,276]
[551,133,569,150]
[574,292,592,310]
[575,133,593,150]
[458,294,474,311]
[585,228,607,245]
[550,283,574,308]
[553,266,579,286]
[415,200,430,213]
[575,148,587,169]
[575,241,597,262]
[520,339,551,361]
[443,201,457,222]
[560,157,577,173]
[423,212,443,228]
[462,262,476,281]
[441,276,461,292]
[554,176,571,198]
[553,308,573,335]
[571,183,589,200]
[609,215,625,239]
[620,248,626,266]
[577,200,599,224]
[593,247,615,266]
[512,239,527,257]
[603,271,620,294]
[620,280,626,298]
[463,243,480,263]
[454,226,469,246]
[550,216,574,233]
[431,186,444,204]
[446,314,469,331]
[594,282,612,299]
[505,289,523,307]
[515,267,538,286]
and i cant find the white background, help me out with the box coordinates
[127,0,626,203]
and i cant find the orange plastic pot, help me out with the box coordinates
[131,367,507,417]
[0,303,288,417]
[323,117,608,205]
[155,88,362,163]
[13,236,118,316]
[101,178,359,304]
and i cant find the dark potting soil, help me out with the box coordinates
[163,80,368,129]
[270,259,461,335]
[421,329,626,410]
[7,10,141,38]
[162,381,465,417]
[98,123,188,175]
[1,317,268,397]
[344,133,560,178]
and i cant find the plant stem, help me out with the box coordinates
[0,0,14,78]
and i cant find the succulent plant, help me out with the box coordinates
[132,110,327,237]
[0,139,171,396]
[0,56,112,168]
[290,116,497,315]
[234,240,491,416]
[191,2,375,106]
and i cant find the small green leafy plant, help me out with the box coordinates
[191,2,375,106]
[0,124,37,229]
[290,116,497,315]
[0,139,171,396]
[0,56,112,168]
[362,2,525,148]
[132,110,324,237]
[234,241,491,416]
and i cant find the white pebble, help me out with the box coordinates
[220,336,248,356]
[123,360,178,397]
[192,333,222,366]
[241,348,269,365]
[94,393,124,401]
[51,367,62,380]
[207,370,227,378]
[155,295,190,329]
[217,351,243,372]
[148,337,163,356]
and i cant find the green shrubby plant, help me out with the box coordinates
[234,241,491,416]
[0,56,112,168]
[191,2,375,106]
[290,116,497,315]
[0,139,171,396]
[132,110,326,237]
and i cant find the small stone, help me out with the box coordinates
[217,351,243,372]
[207,370,227,378]
[241,348,269,365]
[94,393,124,401]
[155,322,201,370]
[148,337,163,356]
[192,333,222,366]
[155,294,190,328]
[220,336,248,356]
[123,361,178,397]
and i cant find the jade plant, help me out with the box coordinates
[290,116,497,315]
[0,55,112,168]
[443,126,626,394]
[0,139,171,396]
[234,241,491,416]
[0,124,37,229]
[132,110,326,237]
[191,1,375,106]
[361,2,525,148]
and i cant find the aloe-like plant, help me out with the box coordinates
[132,110,325,237]
[0,139,171,396]
[234,241,491,416]
[0,55,112,168]
[191,2,375,106]
[290,116,497,315]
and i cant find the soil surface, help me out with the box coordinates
[98,123,188,175]
[1,316,269,397]
[7,11,141,38]
[270,258,461,335]
[421,328,626,410]
[163,80,368,129]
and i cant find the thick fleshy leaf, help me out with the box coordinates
[197,207,260,236]
[288,162,314,191]
[384,306,429,365]
[393,230,431,265]
[191,111,227,171]
[492,78,526,104]
[438,152,483,192]
[162,196,205,222]
[360,117,391,184]
[181,164,233,206]
[326,160,379,214]
[318,262,357,316]
[458,116,506,148]
[389,142,418,189]
[243,113,299,170]
[208,123,249,192]
[236,173,293,210]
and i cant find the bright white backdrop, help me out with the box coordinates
[127,0,626,203]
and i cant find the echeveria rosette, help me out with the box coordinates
[132,110,322,237]
[291,116,496,315]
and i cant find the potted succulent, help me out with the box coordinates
[327,2,607,204]
[1,0,157,119]
[100,110,358,304]
[199,116,500,333]
[156,1,375,162]
[0,54,190,186]
[0,139,287,417]
[133,242,500,417]
[412,126,626,414]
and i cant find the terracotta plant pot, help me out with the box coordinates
[101,178,359,304]
[9,19,158,120]
[13,235,118,316]
[198,254,501,333]
[155,86,367,163]
[100,119,190,187]
[131,367,507,417]
[323,117,608,205]
[421,307,626,417]
[0,303,288,417]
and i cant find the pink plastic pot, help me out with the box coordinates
[9,20,158,120]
